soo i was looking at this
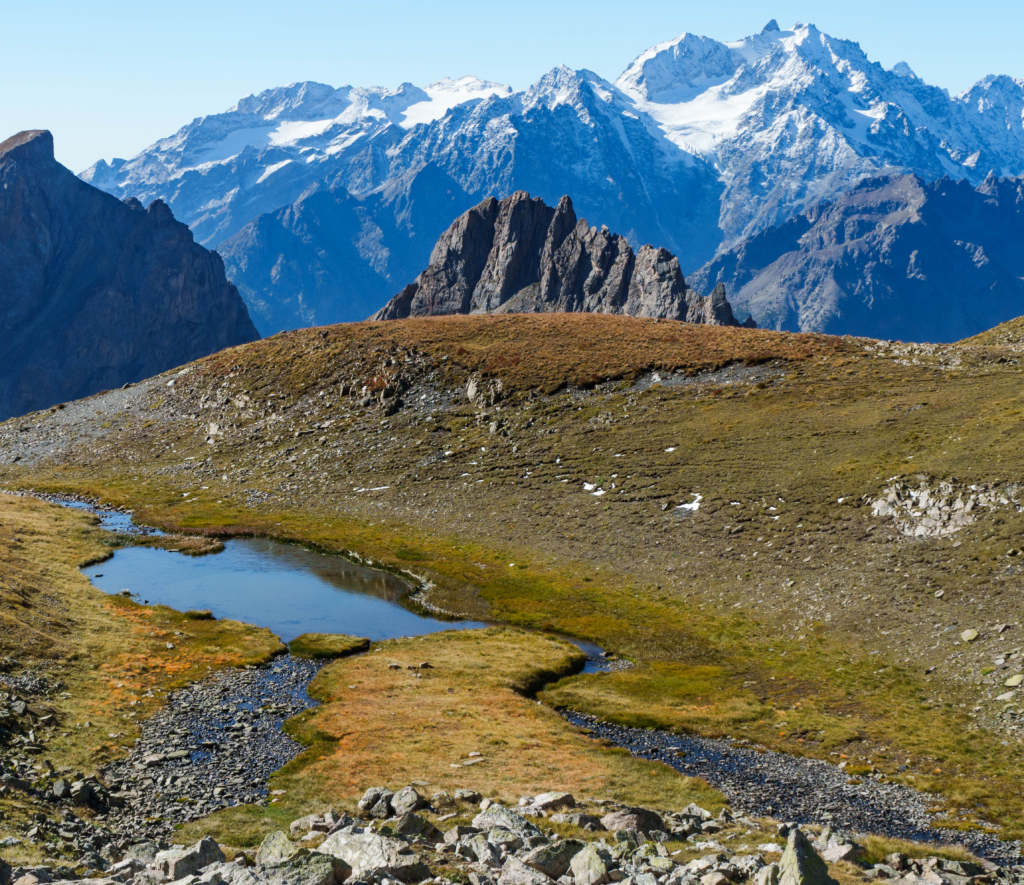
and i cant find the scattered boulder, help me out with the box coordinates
[369,793,395,819]
[530,793,575,813]
[778,829,837,885]
[391,786,425,816]
[570,843,614,885]
[455,789,482,804]
[260,852,350,885]
[472,806,545,843]
[599,808,665,836]
[522,840,584,879]
[498,856,555,885]
[155,838,226,880]
[391,813,442,843]
[457,834,503,869]
[357,787,389,812]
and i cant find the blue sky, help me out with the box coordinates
[4,0,1023,173]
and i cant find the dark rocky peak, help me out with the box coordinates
[372,191,753,327]
[0,129,258,421]
[0,129,55,163]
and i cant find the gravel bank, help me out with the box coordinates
[563,711,1022,863]
[104,656,323,840]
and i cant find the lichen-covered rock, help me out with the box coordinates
[259,852,351,885]
[521,840,584,879]
[778,829,837,885]
[316,832,428,883]
[569,843,614,885]
[472,805,545,843]
[457,834,502,869]
[257,832,304,867]
[498,856,555,885]
[391,813,442,843]
[391,786,425,816]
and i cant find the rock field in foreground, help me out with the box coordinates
[5,787,1021,885]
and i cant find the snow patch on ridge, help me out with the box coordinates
[399,77,512,129]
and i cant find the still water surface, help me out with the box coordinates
[83,537,487,642]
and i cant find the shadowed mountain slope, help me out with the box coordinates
[0,130,258,420]
[692,173,1024,342]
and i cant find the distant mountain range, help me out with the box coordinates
[81,21,1024,340]
[0,130,257,421]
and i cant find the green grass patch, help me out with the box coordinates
[288,633,371,659]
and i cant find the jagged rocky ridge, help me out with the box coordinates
[0,130,258,421]
[373,193,752,326]
[690,174,1024,341]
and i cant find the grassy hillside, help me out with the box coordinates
[5,314,1024,840]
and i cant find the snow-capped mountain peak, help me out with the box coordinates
[82,20,1024,279]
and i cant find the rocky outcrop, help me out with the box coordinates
[0,130,258,421]
[372,192,753,326]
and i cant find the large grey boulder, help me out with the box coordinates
[392,813,442,843]
[778,829,837,885]
[357,787,390,812]
[530,793,575,813]
[390,787,425,816]
[522,840,585,879]
[317,832,429,882]
[260,853,351,885]
[498,857,555,885]
[472,806,545,843]
[457,834,502,869]
[600,808,665,836]
[154,838,226,880]
[570,843,614,885]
